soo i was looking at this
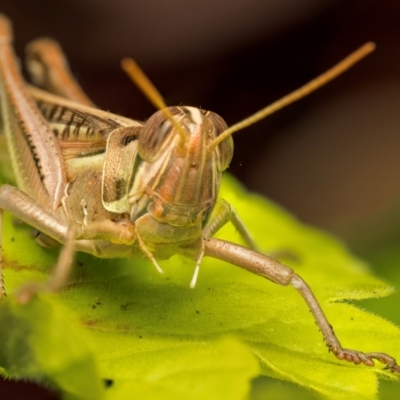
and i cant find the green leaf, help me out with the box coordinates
[0,297,104,400]
[0,174,399,399]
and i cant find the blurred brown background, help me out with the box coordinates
[1,0,400,398]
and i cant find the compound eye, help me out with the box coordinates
[138,107,182,162]
[207,112,233,171]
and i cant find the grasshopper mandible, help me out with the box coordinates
[0,14,398,373]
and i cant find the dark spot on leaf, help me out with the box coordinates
[115,324,131,332]
[103,379,114,388]
[11,237,14,242]
[92,305,96,309]
[121,302,133,311]
[83,319,99,328]
[6,260,42,272]
[196,310,200,314]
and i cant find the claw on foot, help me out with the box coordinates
[335,348,400,373]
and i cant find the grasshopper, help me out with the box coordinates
[0,14,398,373]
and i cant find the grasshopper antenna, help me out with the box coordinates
[208,42,376,153]
[121,58,187,148]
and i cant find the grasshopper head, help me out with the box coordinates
[138,106,233,171]
[128,106,233,227]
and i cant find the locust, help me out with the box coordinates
[0,13,398,373]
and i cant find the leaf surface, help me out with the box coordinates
[0,174,399,399]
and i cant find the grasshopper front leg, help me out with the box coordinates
[203,238,400,373]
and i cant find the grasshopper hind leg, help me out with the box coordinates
[25,37,95,106]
